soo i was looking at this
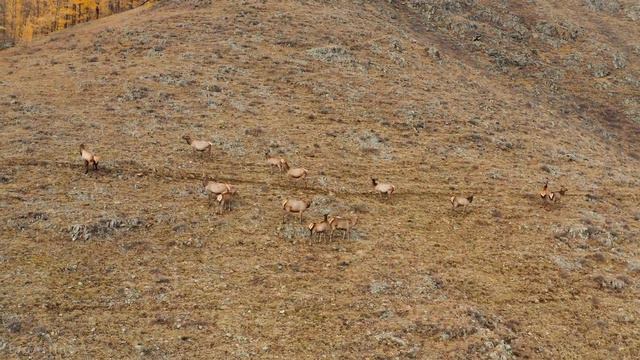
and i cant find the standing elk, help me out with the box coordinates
[266,151,289,173]
[308,214,330,242]
[371,178,395,199]
[329,214,359,241]
[450,195,474,214]
[282,199,312,223]
[287,167,309,187]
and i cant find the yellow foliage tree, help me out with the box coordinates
[1,0,149,44]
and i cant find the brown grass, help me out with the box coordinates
[1,0,639,358]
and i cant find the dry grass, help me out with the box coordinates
[1,0,639,358]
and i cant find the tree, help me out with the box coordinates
[0,0,149,45]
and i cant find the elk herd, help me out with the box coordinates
[78,138,568,242]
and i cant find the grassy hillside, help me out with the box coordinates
[1,0,639,358]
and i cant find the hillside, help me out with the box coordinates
[1,0,639,358]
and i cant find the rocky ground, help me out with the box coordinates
[1,0,639,358]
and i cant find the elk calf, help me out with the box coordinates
[266,151,289,173]
[329,214,358,241]
[308,214,330,242]
[450,195,474,213]
[203,176,237,206]
[79,144,100,174]
[549,186,568,202]
[216,191,234,214]
[539,179,552,201]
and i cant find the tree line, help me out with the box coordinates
[1,0,148,47]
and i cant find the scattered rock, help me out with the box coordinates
[584,0,620,12]
[589,63,611,78]
[495,138,514,151]
[278,222,309,241]
[427,46,441,59]
[593,274,628,291]
[550,255,582,272]
[626,259,640,272]
[540,164,557,175]
[374,332,408,347]
[418,274,444,294]
[69,217,144,241]
[487,170,503,180]
[306,46,354,64]
[468,308,497,330]
[370,281,389,295]
[6,319,22,333]
[487,48,534,69]
[119,85,149,101]
[612,52,626,69]
[627,6,640,21]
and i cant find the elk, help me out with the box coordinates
[539,179,552,201]
[216,191,234,214]
[182,135,212,157]
[203,176,236,206]
[549,186,568,202]
[329,214,359,241]
[282,199,312,223]
[265,151,289,173]
[450,195,474,214]
[287,167,308,187]
[308,214,330,242]
[79,144,100,174]
[371,178,395,199]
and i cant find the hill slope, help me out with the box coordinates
[1,0,639,358]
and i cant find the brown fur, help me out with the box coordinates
[549,186,568,202]
[265,151,289,173]
[203,176,236,206]
[539,179,552,200]
[216,191,234,213]
[308,214,330,242]
[182,135,212,157]
[450,195,474,213]
[282,199,312,223]
[287,168,308,187]
[371,178,395,199]
[329,214,359,241]
[79,144,100,174]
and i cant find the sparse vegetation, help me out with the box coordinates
[1,0,639,358]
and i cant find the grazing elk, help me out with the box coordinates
[203,176,237,206]
[79,144,100,174]
[265,151,289,173]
